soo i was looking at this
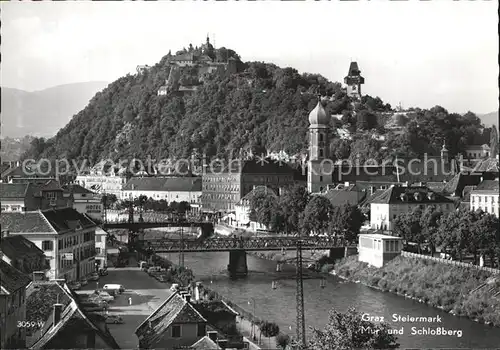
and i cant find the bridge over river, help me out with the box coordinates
[104,220,353,277]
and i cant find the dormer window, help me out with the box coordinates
[46,192,56,201]
[414,192,422,201]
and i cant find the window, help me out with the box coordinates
[319,133,324,142]
[171,325,181,338]
[319,149,324,157]
[319,176,323,182]
[197,323,206,337]
[42,240,53,251]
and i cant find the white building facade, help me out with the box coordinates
[121,177,202,205]
[470,180,499,217]
[95,227,108,269]
[358,233,403,267]
[1,209,97,281]
[68,184,104,221]
[370,185,455,231]
[75,174,127,198]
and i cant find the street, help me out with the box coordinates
[80,256,174,349]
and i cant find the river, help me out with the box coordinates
[160,251,500,348]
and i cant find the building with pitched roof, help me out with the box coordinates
[320,183,367,207]
[464,144,491,160]
[64,184,103,221]
[0,260,32,349]
[0,208,97,281]
[202,158,296,215]
[190,335,222,349]
[25,280,120,349]
[0,180,73,212]
[234,186,278,231]
[0,234,49,276]
[121,176,202,206]
[369,184,454,231]
[135,291,208,349]
[75,173,127,198]
[470,179,499,217]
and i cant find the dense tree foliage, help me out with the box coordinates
[394,207,500,267]
[309,307,399,349]
[21,42,490,166]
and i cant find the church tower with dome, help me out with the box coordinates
[307,96,334,193]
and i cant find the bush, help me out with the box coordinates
[276,333,290,349]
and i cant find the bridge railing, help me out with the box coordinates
[140,236,350,252]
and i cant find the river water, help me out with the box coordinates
[161,251,500,348]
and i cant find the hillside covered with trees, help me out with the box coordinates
[22,41,494,165]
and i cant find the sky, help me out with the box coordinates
[1,1,498,115]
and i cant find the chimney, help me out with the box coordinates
[344,182,349,187]
[53,303,63,326]
[207,331,218,342]
[253,185,256,191]
[185,294,191,303]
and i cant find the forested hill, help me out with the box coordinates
[23,43,493,165]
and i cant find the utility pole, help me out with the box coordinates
[179,226,185,267]
[296,240,306,348]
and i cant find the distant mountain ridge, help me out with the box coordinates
[1,81,109,138]
[478,111,499,129]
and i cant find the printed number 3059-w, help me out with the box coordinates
[17,321,44,328]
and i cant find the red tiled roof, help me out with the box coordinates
[0,260,31,294]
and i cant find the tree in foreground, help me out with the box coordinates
[308,307,399,350]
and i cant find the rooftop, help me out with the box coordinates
[135,292,207,348]
[370,185,454,204]
[191,336,221,349]
[0,260,31,294]
[0,208,96,234]
[0,235,45,261]
[472,179,499,192]
[0,182,30,198]
[64,184,96,195]
[26,281,120,349]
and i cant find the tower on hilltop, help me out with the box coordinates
[307,96,333,193]
[344,62,365,100]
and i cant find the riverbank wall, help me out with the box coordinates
[334,255,500,328]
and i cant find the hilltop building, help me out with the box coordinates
[344,61,365,99]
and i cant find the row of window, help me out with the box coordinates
[472,195,499,203]
[203,193,239,201]
[204,185,240,191]
[471,204,499,215]
[205,176,238,183]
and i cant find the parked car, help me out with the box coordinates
[103,284,125,294]
[94,291,114,302]
[88,273,99,281]
[68,281,82,290]
[105,315,124,324]
[80,278,88,286]
[80,300,108,311]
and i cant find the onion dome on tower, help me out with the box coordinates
[308,96,329,127]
